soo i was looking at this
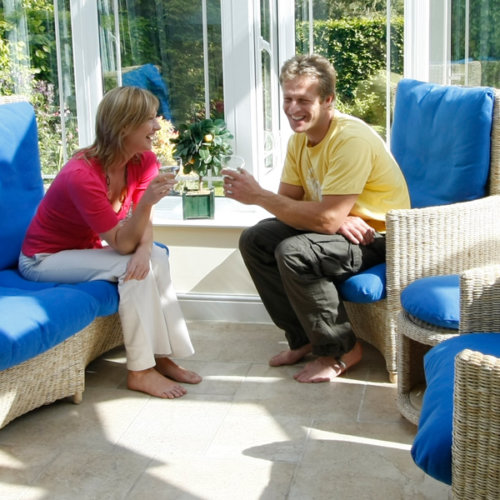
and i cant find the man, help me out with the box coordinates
[221,54,410,383]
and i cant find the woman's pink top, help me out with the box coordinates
[22,151,159,257]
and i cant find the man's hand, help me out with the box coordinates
[337,216,375,245]
[221,168,262,205]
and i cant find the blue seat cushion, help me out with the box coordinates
[340,263,386,303]
[412,332,500,484]
[400,275,460,329]
[391,79,495,208]
[0,269,119,317]
[0,285,109,370]
[0,270,119,371]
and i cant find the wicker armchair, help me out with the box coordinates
[344,83,500,383]
[411,265,500,499]
[453,348,500,499]
[454,265,500,499]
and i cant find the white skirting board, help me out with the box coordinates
[178,293,272,323]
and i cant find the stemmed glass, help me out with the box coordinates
[222,155,245,173]
[159,158,182,194]
[159,157,182,175]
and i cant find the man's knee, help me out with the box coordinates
[275,236,312,274]
[238,225,257,257]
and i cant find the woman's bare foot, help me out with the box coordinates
[294,341,363,383]
[155,357,202,384]
[269,344,312,367]
[127,368,187,398]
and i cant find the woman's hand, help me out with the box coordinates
[124,246,151,281]
[142,172,177,205]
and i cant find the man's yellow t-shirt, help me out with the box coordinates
[281,112,410,232]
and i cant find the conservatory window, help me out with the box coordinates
[405,0,499,88]
[1,0,499,196]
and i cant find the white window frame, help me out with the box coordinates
[70,0,103,148]
[221,0,294,192]
[72,0,458,198]
[220,0,259,181]
[404,0,452,85]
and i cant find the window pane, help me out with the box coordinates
[261,49,274,169]
[295,1,404,139]
[451,0,500,87]
[207,0,224,119]
[0,0,78,179]
[99,0,223,126]
[260,0,271,42]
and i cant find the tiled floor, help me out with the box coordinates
[0,322,450,499]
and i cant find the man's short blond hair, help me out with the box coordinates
[279,54,337,103]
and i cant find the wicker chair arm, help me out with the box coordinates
[452,348,500,499]
[488,88,500,195]
[459,264,500,333]
[385,195,500,313]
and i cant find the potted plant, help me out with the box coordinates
[171,118,233,219]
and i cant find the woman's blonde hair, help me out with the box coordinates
[82,86,159,169]
[279,54,337,103]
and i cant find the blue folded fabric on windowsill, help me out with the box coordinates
[122,63,172,120]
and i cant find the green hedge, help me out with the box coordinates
[296,17,404,104]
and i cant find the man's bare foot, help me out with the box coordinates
[155,357,202,384]
[269,344,312,367]
[293,341,363,383]
[127,368,187,398]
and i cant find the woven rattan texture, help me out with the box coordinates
[345,88,500,385]
[452,348,500,499]
[0,313,123,429]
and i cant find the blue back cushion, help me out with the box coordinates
[391,79,494,208]
[412,333,500,485]
[0,101,44,270]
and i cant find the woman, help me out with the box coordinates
[19,86,202,399]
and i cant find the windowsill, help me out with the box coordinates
[153,196,272,228]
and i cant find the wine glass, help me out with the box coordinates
[222,155,245,173]
[159,157,182,175]
[159,158,182,194]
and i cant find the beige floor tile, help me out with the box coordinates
[174,360,252,396]
[232,363,365,421]
[289,423,450,499]
[16,448,152,500]
[129,456,294,500]
[0,389,148,450]
[116,396,234,460]
[207,413,310,461]
[0,321,451,500]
